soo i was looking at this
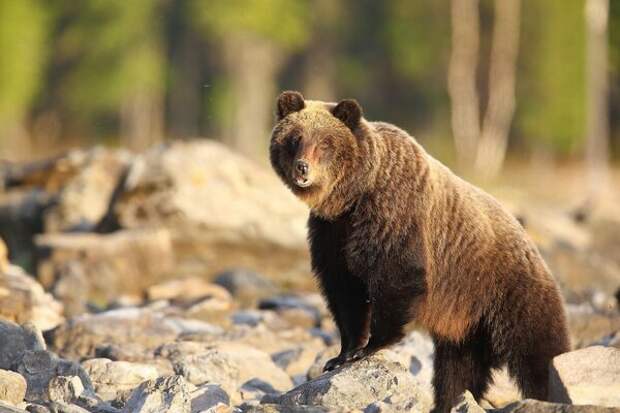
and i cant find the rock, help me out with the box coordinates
[0,264,64,331]
[81,359,160,402]
[484,368,520,408]
[240,405,331,413]
[36,228,175,315]
[450,391,485,413]
[16,350,93,402]
[566,304,620,348]
[122,375,192,413]
[167,342,292,401]
[47,376,84,403]
[190,384,229,413]
[43,148,129,233]
[240,378,281,401]
[267,352,431,412]
[0,369,27,405]
[48,307,214,360]
[214,269,277,306]
[549,346,620,407]
[258,296,321,329]
[147,278,232,304]
[496,399,620,412]
[114,141,311,288]
[0,400,29,412]
[0,320,46,370]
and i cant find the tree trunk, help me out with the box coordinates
[223,35,282,162]
[584,0,610,198]
[475,0,521,178]
[448,0,481,170]
[120,89,164,152]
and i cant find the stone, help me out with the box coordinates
[450,391,485,413]
[0,265,64,331]
[47,376,84,403]
[81,359,160,402]
[16,350,92,402]
[0,369,27,405]
[213,269,277,306]
[190,384,229,413]
[267,352,431,412]
[549,346,620,407]
[496,399,620,412]
[0,321,46,370]
[168,342,292,401]
[114,141,311,288]
[43,148,129,233]
[122,375,192,413]
[0,400,29,412]
[47,307,197,360]
[36,228,175,316]
[147,278,232,304]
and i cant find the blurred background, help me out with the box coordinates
[0,0,619,178]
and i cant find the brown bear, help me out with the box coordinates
[269,91,570,413]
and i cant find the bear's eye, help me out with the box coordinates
[286,134,301,155]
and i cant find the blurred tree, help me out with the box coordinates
[58,0,165,150]
[191,0,310,161]
[585,0,610,197]
[448,0,521,178]
[0,0,49,159]
[448,0,481,169]
[475,0,521,177]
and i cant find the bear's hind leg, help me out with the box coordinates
[431,331,495,413]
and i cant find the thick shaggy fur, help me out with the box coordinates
[269,91,570,413]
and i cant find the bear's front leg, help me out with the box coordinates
[323,294,372,371]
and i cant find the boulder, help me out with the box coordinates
[213,269,277,307]
[190,384,230,413]
[81,359,160,402]
[0,369,27,405]
[47,376,84,404]
[147,278,232,304]
[549,346,620,407]
[166,342,292,400]
[266,352,431,412]
[0,321,46,370]
[122,375,192,413]
[36,228,175,316]
[15,350,93,402]
[0,264,64,331]
[114,141,311,288]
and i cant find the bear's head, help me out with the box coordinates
[269,91,366,213]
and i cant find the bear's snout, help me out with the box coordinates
[293,159,312,187]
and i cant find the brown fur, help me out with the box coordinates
[269,91,570,413]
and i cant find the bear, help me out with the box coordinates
[269,91,570,413]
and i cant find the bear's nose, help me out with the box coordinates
[295,159,309,177]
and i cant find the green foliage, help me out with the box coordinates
[0,0,48,122]
[517,0,586,154]
[58,0,164,113]
[190,0,310,51]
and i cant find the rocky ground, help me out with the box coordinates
[0,141,619,413]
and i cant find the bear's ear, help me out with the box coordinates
[332,99,363,131]
[277,91,305,120]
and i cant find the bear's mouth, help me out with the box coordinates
[293,176,312,188]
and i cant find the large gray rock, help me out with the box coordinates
[114,141,311,288]
[0,369,27,405]
[16,350,92,402]
[122,375,192,413]
[36,228,175,316]
[549,346,620,407]
[0,321,46,370]
[81,358,160,402]
[48,307,219,360]
[190,384,229,413]
[267,352,431,412]
[168,342,292,402]
[47,376,84,404]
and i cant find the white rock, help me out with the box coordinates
[549,345,620,407]
[82,358,160,401]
